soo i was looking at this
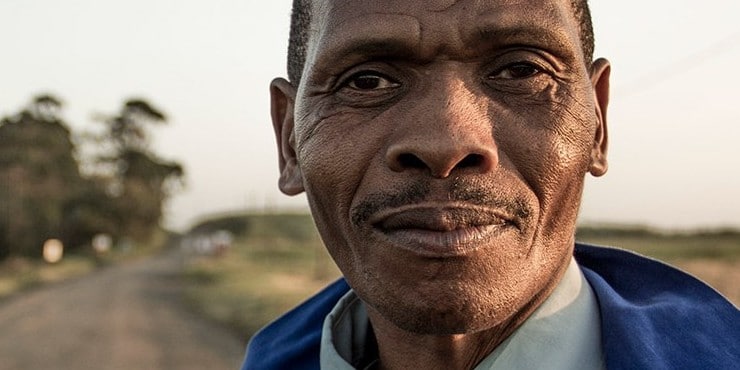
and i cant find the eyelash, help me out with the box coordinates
[490,61,545,80]
[342,71,399,90]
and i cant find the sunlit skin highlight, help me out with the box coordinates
[270,0,610,368]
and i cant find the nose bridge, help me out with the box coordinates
[386,73,498,178]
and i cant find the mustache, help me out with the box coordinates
[350,178,532,227]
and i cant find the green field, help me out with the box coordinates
[182,213,740,342]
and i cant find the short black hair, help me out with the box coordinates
[287,0,312,85]
[287,0,594,84]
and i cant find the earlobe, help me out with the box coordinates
[271,78,305,195]
[588,58,610,177]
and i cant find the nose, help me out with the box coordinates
[385,78,498,178]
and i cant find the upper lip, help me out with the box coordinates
[368,202,519,232]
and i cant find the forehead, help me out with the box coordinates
[307,0,582,64]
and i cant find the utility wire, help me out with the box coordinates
[615,31,740,99]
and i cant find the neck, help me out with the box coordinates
[365,296,536,369]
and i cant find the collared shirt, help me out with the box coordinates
[320,257,605,369]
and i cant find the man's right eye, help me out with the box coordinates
[345,72,399,90]
[490,62,543,80]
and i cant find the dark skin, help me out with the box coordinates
[270,0,610,368]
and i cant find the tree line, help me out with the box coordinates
[0,94,184,260]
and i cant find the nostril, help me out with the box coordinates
[457,153,485,169]
[387,145,497,176]
[398,153,427,169]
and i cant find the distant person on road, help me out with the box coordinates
[243,0,740,368]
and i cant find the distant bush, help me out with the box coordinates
[188,212,319,243]
[189,214,250,236]
[245,214,318,242]
[576,225,660,239]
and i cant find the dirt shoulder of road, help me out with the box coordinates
[0,255,95,299]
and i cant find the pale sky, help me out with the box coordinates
[1,1,738,231]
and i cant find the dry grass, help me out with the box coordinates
[182,218,341,340]
[672,258,740,306]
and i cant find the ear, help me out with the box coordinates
[588,58,610,177]
[270,77,305,195]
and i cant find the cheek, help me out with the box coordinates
[298,109,368,189]
[298,129,358,235]
[295,110,389,268]
[494,87,595,205]
[493,87,596,252]
[513,131,591,200]
[299,135,359,277]
[296,98,394,202]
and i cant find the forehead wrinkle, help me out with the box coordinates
[307,11,422,73]
[468,23,573,60]
[460,2,579,60]
[480,5,575,45]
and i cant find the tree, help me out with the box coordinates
[0,95,184,260]
[92,98,184,241]
[0,95,85,258]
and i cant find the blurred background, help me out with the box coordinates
[0,1,738,369]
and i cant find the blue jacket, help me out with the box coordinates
[242,244,740,369]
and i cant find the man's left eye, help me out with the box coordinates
[490,62,542,80]
[345,72,399,90]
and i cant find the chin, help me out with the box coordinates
[360,276,518,336]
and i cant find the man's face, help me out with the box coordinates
[272,0,609,334]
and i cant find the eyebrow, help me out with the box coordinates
[312,14,423,68]
[323,38,419,64]
[469,6,580,59]
[471,24,573,57]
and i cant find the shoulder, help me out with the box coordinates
[574,243,740,369]
[241,278,350,370]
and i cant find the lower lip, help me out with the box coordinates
[375,224,511,257]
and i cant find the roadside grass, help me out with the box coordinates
[182,214,340,341]
[183,214,740,342]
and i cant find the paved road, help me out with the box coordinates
[0,251,246,370]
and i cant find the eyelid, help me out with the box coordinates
[343,70,397,87]
[330,64,409,107]
[335,63,403,92]
[487,49,558,74]
[490,61,544,79]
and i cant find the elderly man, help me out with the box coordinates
[243,0,739,368]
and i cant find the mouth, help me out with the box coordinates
[369,204,519,257]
